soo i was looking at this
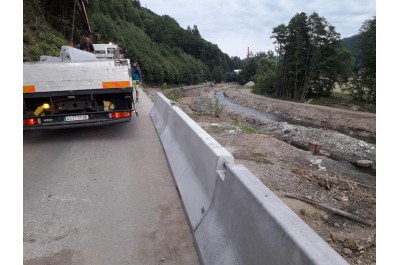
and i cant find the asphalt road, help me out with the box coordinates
[23,89,200,265]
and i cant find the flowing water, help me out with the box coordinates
[215,90,376,176]
[215,91,375,144]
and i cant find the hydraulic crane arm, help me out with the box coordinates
[76,0,92,37]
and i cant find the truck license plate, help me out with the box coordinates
[64,115,89,122]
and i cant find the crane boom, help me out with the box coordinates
[76,0,92,37]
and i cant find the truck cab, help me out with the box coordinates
[93,44,123,59]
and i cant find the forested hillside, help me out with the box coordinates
[23,0,230,85]
[341,35,361,66]
[23,1,375,103]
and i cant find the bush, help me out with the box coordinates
[30,24,38,31]
[23,32,33,44]
[214,99,223,116]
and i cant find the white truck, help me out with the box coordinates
[23,46,137,130]
[93,43,120,59]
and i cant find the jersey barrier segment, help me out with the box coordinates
[150,92,348,265]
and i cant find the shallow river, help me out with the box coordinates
[215,90,376,176]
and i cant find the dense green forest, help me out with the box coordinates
[23,1,375,103]
[23,0,230,85]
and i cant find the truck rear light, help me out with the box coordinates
[111,111,131,119]
[24,118,38,126]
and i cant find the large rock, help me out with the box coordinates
[355,160,374,168]
[244,81,255,87]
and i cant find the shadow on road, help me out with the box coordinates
[23,121,136,145]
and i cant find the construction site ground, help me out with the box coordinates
[144,83,376,265]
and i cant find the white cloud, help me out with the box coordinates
[145,0,375,58]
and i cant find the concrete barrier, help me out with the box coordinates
[150,92,234,230]
[150,93,348,265]
[149,92,173,135]
[195,163,348,265]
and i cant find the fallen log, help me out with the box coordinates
[284,193,375,227]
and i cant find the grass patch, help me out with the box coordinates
[249,152,273,165]
[206,125,236,134]
[232,116,260,134]
[232,117,241,126]
[255,157,273,165]
[251,85,375,112]
[214,99,223,116]
[162,88,183,102]
[309,91,376,112]
[309,91,352,105]
[240,124,258,133]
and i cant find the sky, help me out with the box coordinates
[144,0,376,58]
